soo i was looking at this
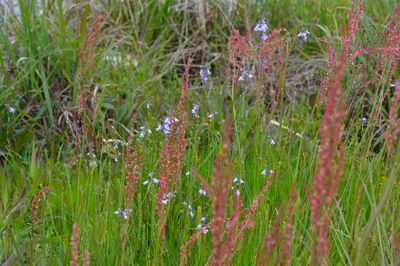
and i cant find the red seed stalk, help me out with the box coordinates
[385,80,400,155]
[156,56,192,242]
[74,14,106,149]
[310,2,363,264]
[70,223,79,266]
[30,186,51,263]
[394,234,400,266]
[181,120,274,266]
[281,187,296,266]
[124,114,142,210]
[83,250,90,266]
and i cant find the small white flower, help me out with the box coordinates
[114,208,122,215]
[146,102,151,109]
[152,178,159,184]
[190,211,194,218]
[148,172,154,178]
[143,180,150,185]
[208,112,218,119]
[199,188,207,196]
[270,139,276,145]
[203,228,209,234]
[162,199,169,205]
[239,179,245,184]
[185,171,191,176]
[196,224,203,230]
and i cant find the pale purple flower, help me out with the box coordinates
[199,188,207,196]
[254,17,268,32]
[235,190,241,197]
[196,224,203,230]
[192,104,199,118]
[270,138,276,145]
[162,192,175,205]
[200,216,207,223]
[362,117,368,125]
[114,208,131,220]
[297,30,310,42]
[261,169,268,176]
[261,33,269,41]
[156,117,178,134]
[200,66,211,85]
[152,178,159,184]
[139,125,152,138]
[238,66,254,81]
[6,104,16,113]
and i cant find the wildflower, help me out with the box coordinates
[261,33,269,41]
[199,188,207,196]
[233,177,245,185]
[208,112,218,120]
[235,189,241,197]
[6,104,16,113]
[156,117,179,134]
[146,102,151,109]
[261,169,268,176]
[143,180,150,185]
[200,216,207,223]
[200,66,211,85]
[270,138,276,145]
[362,117,368,125]
[238,66,254,81]
[297,30,311,42]
[152,178,159,184]
[87,153,98,168]
[139,125,152,138]
[114,208,131,220]
[192,104,200,118]
[196,224,203,230]
[190,211,194,218]
[186,171,191,176]
[254,17,268,32]
[270,170,275,176]
[162,192,175,205]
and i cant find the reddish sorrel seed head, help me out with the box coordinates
[70,223,79,266]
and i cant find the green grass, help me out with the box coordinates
[1,0,400,265]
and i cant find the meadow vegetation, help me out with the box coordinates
[1,0,400,265]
